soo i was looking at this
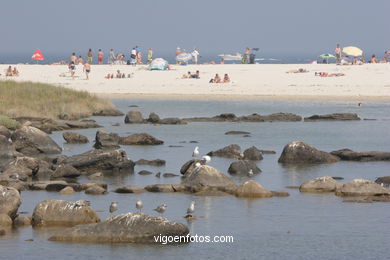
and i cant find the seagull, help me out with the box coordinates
[186,201,195,217]
[195,162,201,168]
[136,200,143,212]
[201,155,211,165]
[154,204,167,216]
[192,146,200,158]
[248,169,254,177]
[7,137,12,143]
[74,200,91,208]
[109,202,118,213]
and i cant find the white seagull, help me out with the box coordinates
[187,201,195,216]
[192,146,200,158]
[109,202,118,213]
[136,200,143,212]
[201,155,211,165]
[248,169,254,177]
[154,204,167,216]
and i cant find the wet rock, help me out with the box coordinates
[180,159,202,175]
[194,190,230,196]
[14,216,32,226]
[119,133,164,145]
[299,176,342,193]
[0,214,12,226]
[11,126,62,155]
[304,113,360,121]
[87,172,103,180]
[336,179,390,197]
[241,113,302,122]
[46,183,69,192]
[0,228,6,236]
[28,181,68,191]
[163,173,179,178]
[259,150,276,154]
[32,200,100,227]
[375,176,390,187]
[63,119,101,129]
[278,141,339,164]
[235,180,273,198]
[155,172,161,178]
[94,130,120,149]
[225,131,251,135]
[145,184,176,193]
[147,112,160,123]
[228,160,261,175]
[52,164,81,178]
[85,185,107,195]
[0,185,21,220]
[113,186,145,194]
[92,108,124,116]
[124,110,144,124]
[207,144,242,159]
[243,146,264,161]
[135,159,166,166]
[59,186,75,195]
[271,190,290,197]
[330,149,390,162]
[138,170,153,175]
[48,213,189,243]
[159,117,186,125]
[0,126,11,138]
[0,135,20,166]
[63,132,89,144]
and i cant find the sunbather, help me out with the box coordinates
[223,74,230,83]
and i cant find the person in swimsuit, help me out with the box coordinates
[70,53,77,63]
[335,44,341,64]
[147,48,153,64]
[214,74,221,83]
[5,66,13,76]
[98,49,104,64]
[87,48,93,63]
[76,55,83,65]
[69,61,76,79]
[223,74,230,83]
[83,61,91,80]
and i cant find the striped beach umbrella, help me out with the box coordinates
[176,53,192,63]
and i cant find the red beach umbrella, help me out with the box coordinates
[32,49,44,63]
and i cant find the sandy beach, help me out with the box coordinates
[1,63,390,101]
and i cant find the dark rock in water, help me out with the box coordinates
[59,149,134,173]
[28,181,68,191]
[135,159,166,166]
[342,196,390,203]
[147,112,160,123]
[113,186,145,193]
[48,212,189,243]
[330,149,390,161]
[32,200,100,227]
[299,176,341,193]
[65,120,101,129]
[285,186,300,189]
[194,190,230,196]
[278,141,339,164]
[14,216,32,226]
[159,117,186,125]
[225,131,251,135]
[216,113,237,120]
[155,172,161,178]
[241,113,302,122]
[271,190,290,197]
[144,184,176,193]
[189,141,198,143]
[92,108,124,116]
[332,177,344,180]
[52,164,81,178]
[243,135,251,138]
[0,228,6,235]
[0,185,21,220]
[336,179,390,197]
[85,185,107,195]
[228,160,261,176]
[119,133,163,145]
[124,110,144,124]
[180,159,202,175]
[112,123,120,127]
[375,176,390,186]
[163,173,179,178]
[11,126,62,155]
[46,183,69,192]
[168,145,184,148]
[235,180,273,198]
[128,105,139,108]
[207,144,242,159]
[94,130,120,149]
[138,170,153,175]
[63,132,89,144]
[259,150,276,154]
[304,113,360,121]
[243,146,264,161]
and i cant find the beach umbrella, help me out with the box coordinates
[319,53,336,64]
[176,52,192,63]
[149,58,168,70]
[32,49,44,63]
[342,46,363,57]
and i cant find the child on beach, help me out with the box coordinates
[98,49,104,64]
[83,61,91,80]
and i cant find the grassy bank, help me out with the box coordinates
[0,81,115,120]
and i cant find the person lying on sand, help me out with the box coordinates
[5,66,13,76]
[105,74,114,79]
[315,72,345,77]
[286,68,309,73]
[182,71,191,78]
[223,74,230,83]
[191,70,200,79]
[214,74,221,83]
[12,67,19,76]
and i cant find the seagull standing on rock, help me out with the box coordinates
[248,169,254,177]
[136,200,143,212]
[192,146,200,158]
[201,155,211,165]
[109,202,118,213]
[154,204,167,216]
[186,201,195,217]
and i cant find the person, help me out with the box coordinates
[108,49,115,64]
[176,47,181,64]
[87,48,93,63]
[220,58,225,64]
[244,47,251,64]
[5,66,13,76]
[12,67,19,76]
[83,61,91,80]
[130,48,137,66]
[69,61,76,79]
[98,49,104,64]
[380,52,388,63]
[191,70,200,79]
[335,44,341,64]
[70,53,77,63]
[214,74,221,83]
[191,48,200,64]
[286,68,309,73]
[76,55,83,65]
[147,48,153,64]
[223,74,230,83]
[370,54,378,63]
[182,71,191,79]
[137,50,142,64]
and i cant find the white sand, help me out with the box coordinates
[1,63,390,101]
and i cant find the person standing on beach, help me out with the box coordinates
[130,47,137,66]
[176,47,181,64]
[108,49,115,64]
[76,55,83,65]
[70,53,77,63]
[87,48,93,63]
[335,44,341,64]
[244,48,251,64]
[191,48,200,64]
[147,48,153,64]
[83,61,91,80]
[98,49,104,64]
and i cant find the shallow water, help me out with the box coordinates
[1,99,390,260]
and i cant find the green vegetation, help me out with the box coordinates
[0,115,20,129]
[0,81,114,120]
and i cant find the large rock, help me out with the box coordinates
[135,159,166,166]
[243,146,263,161]
[228,160,261,176]
[144,184,185,193]
[299,176,341,193]
[235,180,273,198]
[92,108,124,116]
[180,159,202,175]
[59,149,134,173]
[304,113,360,121]
[93,130,120,149]
[0,185,21,220]
[375,176,390,187]
[52,164,81,178]
[159,117,186,125]
[147,112,160,123]
[28,180,68,191]
[124,110,144,124]
[119,133,163,145]
[336,179,390,197]
[113,186,145,194]
[11,126,61,155]
[330,149,390,162]
[181,165,237,193]
[63,132,89,144]
[32,200,100,226]
[49,213,189,243]
[278,141,340,164]
[85,185,107,195]
[0,126,11,138]
[0,214,12,226]
[207,144,242,159]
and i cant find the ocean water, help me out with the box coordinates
[1,99,390,260]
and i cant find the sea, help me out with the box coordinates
[1,99,390,260]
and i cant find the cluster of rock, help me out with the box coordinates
[125,110,186,125]
[94,130,164,148]
[185,112,302,122]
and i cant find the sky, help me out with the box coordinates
[1,0,389,60]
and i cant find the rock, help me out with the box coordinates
[147,112,160,123]
[28,181,68,191]
[375,176,390,186]
[87,172,103,180]
[0,126,11,138]
[5,156,40,176]
[144,184,175,193]
[159,117,186,125]
[0,228,6,236]
[225,131,251,135]
[163,173,179,178]
[259,150,276,154]
[235,180,273,198]
[46,183,69,192]
[180,159,202,175]
[52,164,81,178]
[63,132,89,144]
[135,159,166,166]
[0,185,21,220]
[138,170,153,175]
[59,186,75,195]
[85,185,107,195]
[63,119,101,129]
[185,113,302,122]
[0,214,13,226]
[78,183,107,192]
[155,172,161,178]
[194,190,230,196]
[330,149,390,162]
[32,200,100,227]
[271,190,290,197]
[119,133,164,145]
[0,135,20,165]
[181,165,237,193]
[124,110,144,124]
[336,179,390,197]
[207,144,242,159]
[243,146,264,161]
[92,108,124,116]
[304,113,360,121]
[299,176,342,193]
[93,130,120,149]
[60,149,134,173]
[228,160,261,176]
[14,216,32,226]
[48,212,189,243]
[113,186,145,193]
[278,141,340,164]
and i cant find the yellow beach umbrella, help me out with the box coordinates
[342,46,363,56]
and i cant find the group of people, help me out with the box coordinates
[5,66,19,77]
[104,70,131,79]
[175,47,201,64]
[182,70,200,79]
[335,44,389,65]
[68,52,91,79]
[209,73,230,83]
